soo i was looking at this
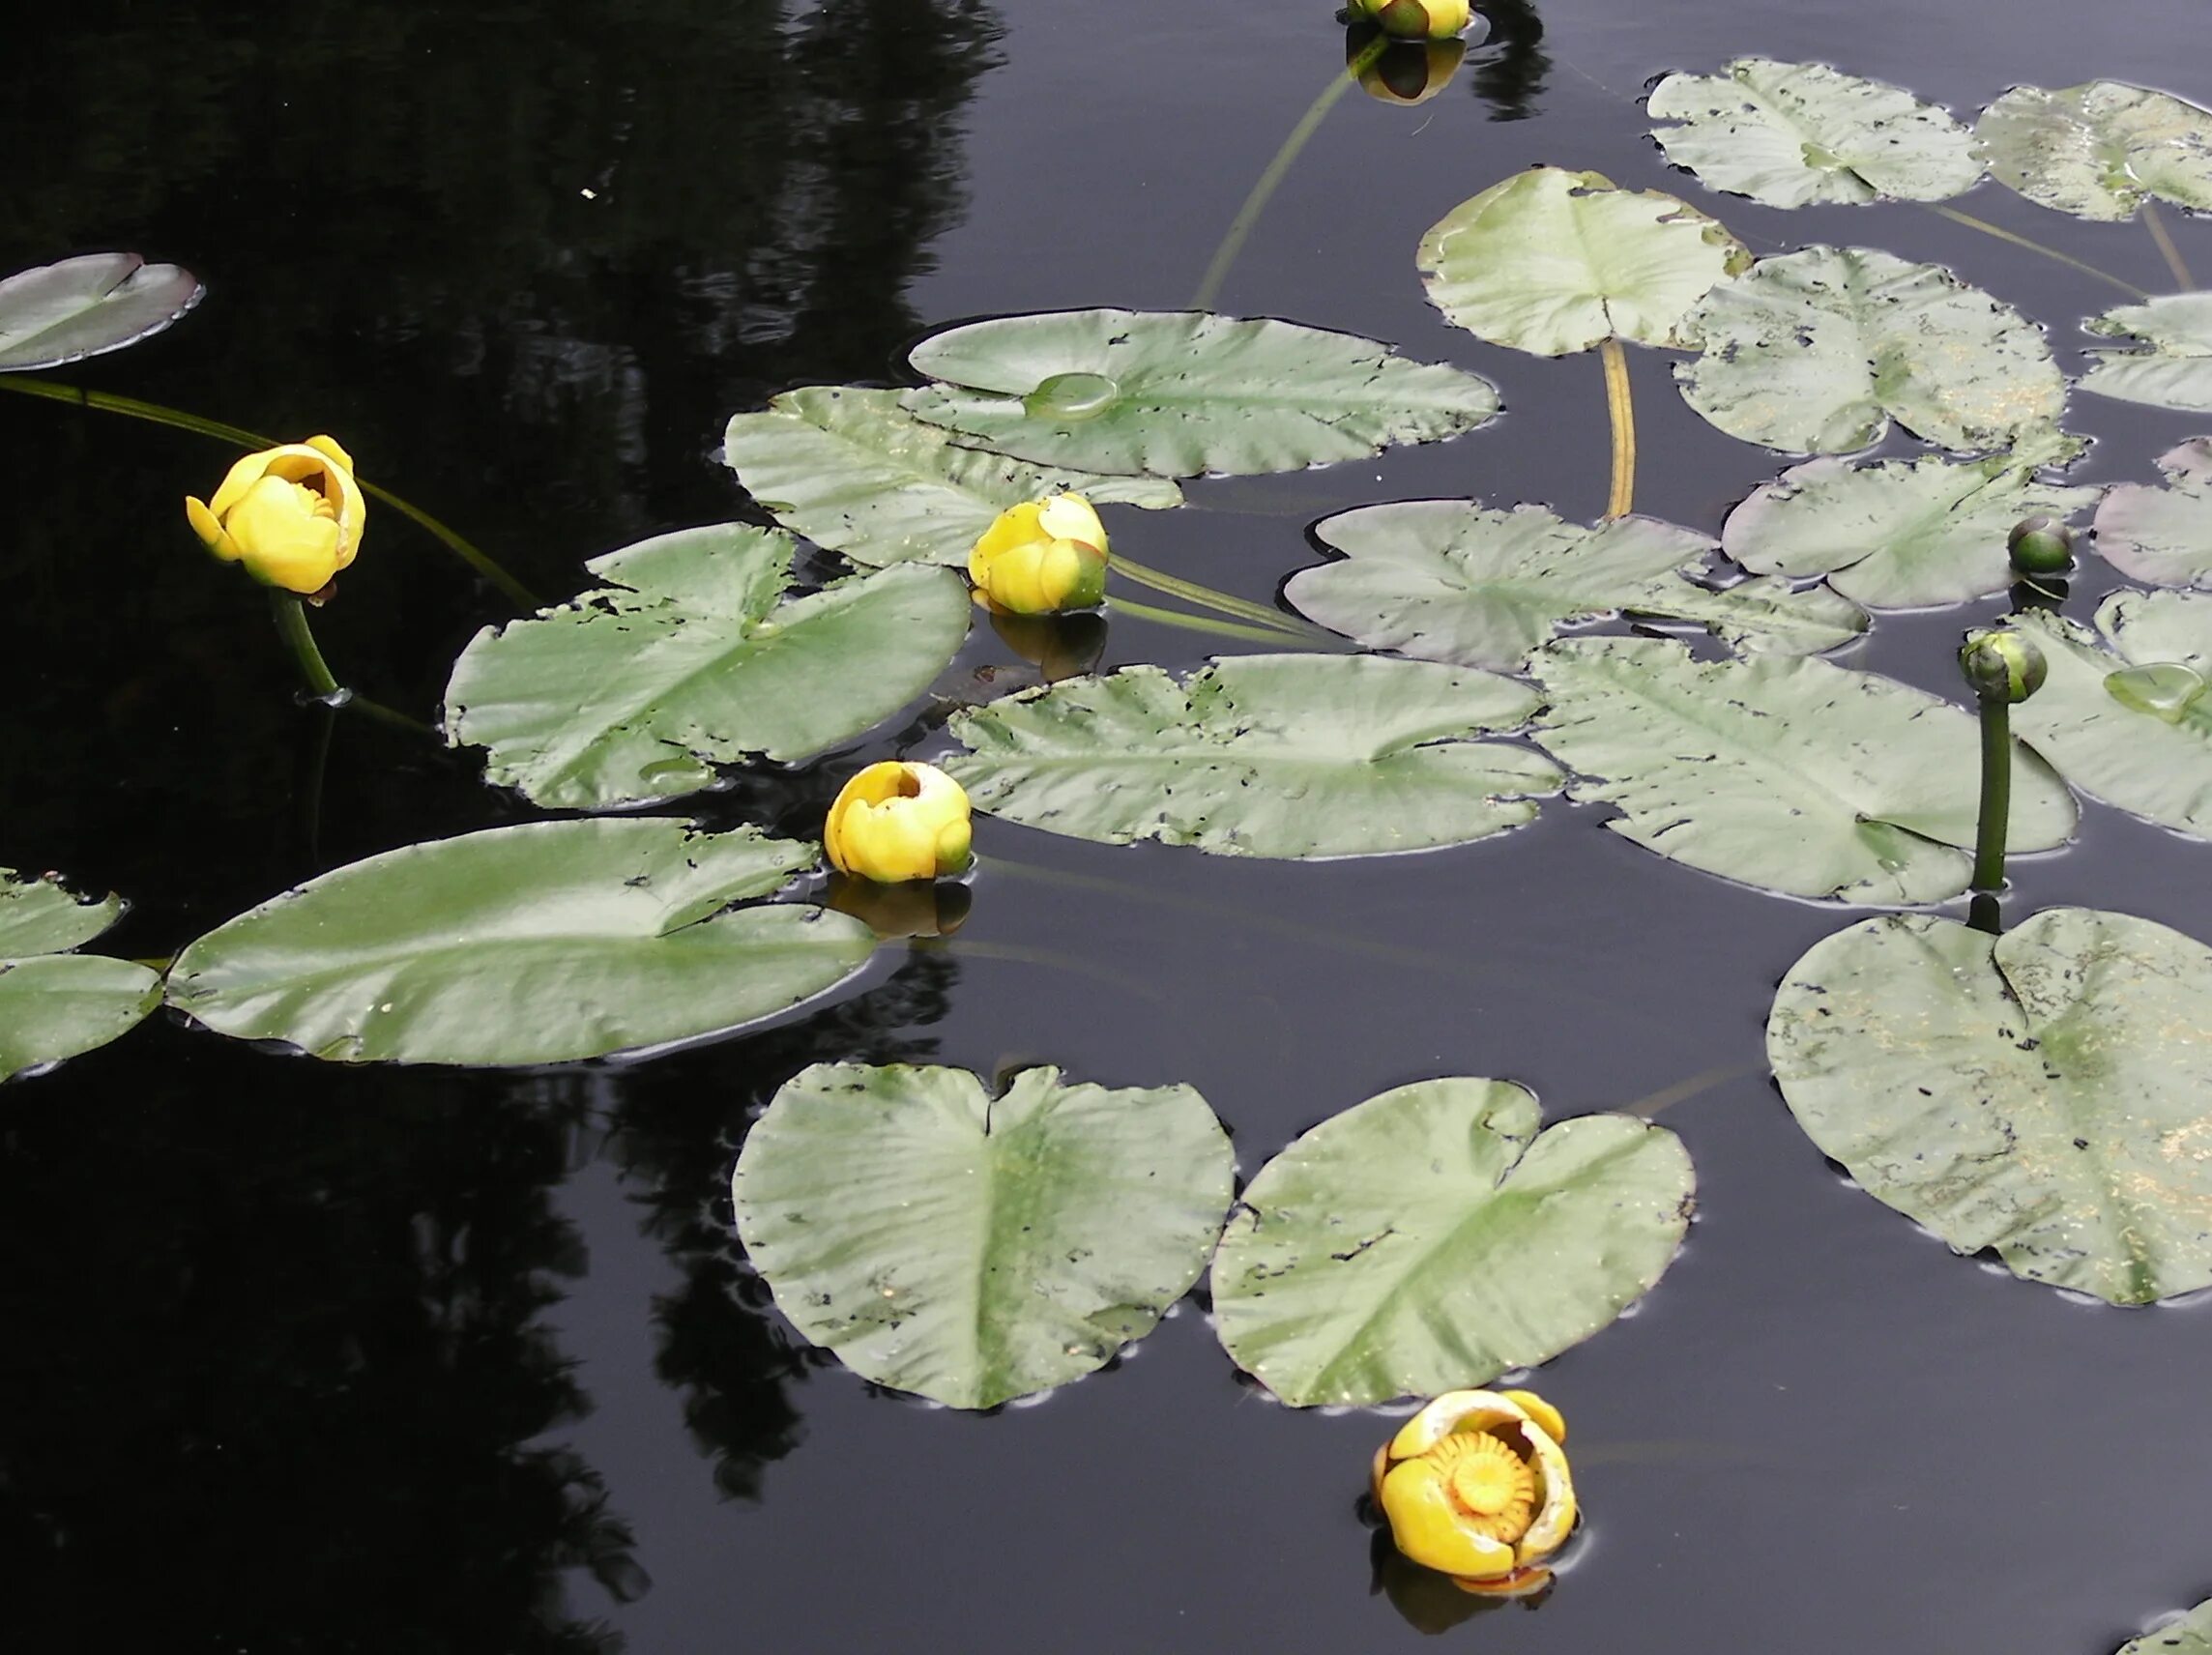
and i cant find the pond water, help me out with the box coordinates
[7,1,2212,1649]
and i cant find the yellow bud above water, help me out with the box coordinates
[185,435,366,595]
[823,761,975,885]
[1355,0,1474,41]
[1372,1388,1578,1597]
[969,492,1109,614]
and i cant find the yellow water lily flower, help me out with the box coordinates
[185,435,366,595]
[823,761,974,884]
[1371,1388,1577,1596]
[968,492,1109,615]
[1353,0,1473,42]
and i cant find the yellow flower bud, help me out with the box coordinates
[1371,1389,1577,1597]
[968,492,1109,615]
[822,761,974,885]
[1355,0,1473,42]
[185,436,365,595]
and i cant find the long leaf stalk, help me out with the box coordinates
[2143,201,2197,291]
[1599,336,1636,519]
[267,591,429,733]
[1970,694,2012,893]
[1927,205,2150,299]
[1108,592,1325,647]
[1107,550,1326,641]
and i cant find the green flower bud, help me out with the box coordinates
[2006,513,2076,576]
[1960,627,2048,704]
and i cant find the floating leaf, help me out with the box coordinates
[0,954,163,1083]
[1209,1078,1693,1407]
[718,385,1180,568]
[2081,294,2212,414]
[1676,247,2067,454]
[1648,58,1983,209]
[1416,166,1749,357]
[732,1062,1233,1408]
[1723,453,2099,609]
[0,868,126,956]
[2097,439,2212,587]
[1528,637,2077,903]
[1978,81,2212,220]
[2119,1601,2212,1655]
[1770,907,2212,1305]
[167,821,873,1066]
[444,524,970,811]
[0,252,203,372]
[946,653,1560,859]
[900,308,1500,477]
[1288,501,1864,669]
[2011,592,2212,838]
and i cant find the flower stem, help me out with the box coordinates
[1970,693,2012,894]
[1108,592,1331,647]
[1599,336,1635,519]
[0,375,538,607]
[1107,550,1326,640]
[1926,205,2150,299]
[271,590,341,699]
[2143,201,2197,291]
[1191,36,1389,310]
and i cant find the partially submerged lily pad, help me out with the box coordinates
[718,385,1180,568]
[1528,636,2077,903]
[732,1062,1234,1408]
[1648,58,1983,208]
[946,653,1561,859]
[1676,247,2067,454]
[444,523,970,811]
[1770,908,2212,1305]
[900,309,1499,477]
[1210,1078,1693,1407]
[1978,81,2212,220]
[0,252,203,372]
[1416,166,1750,356]
[2098,439,2212,587]
[2118,1600,2212,1655]
[0,954,164,1084]
[0,867,127,956]
[2081,294,2212,415]
[1723,453,2100,609]
[2011,592,2212,838]
[167,820,875,1066]
[1289,501,1865,669]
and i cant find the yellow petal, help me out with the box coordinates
[972,500,1046,575]
[1379,1459,1519,1580]
[1034,491,1105,552]
[1516,1420,1578,1564]
[824,761,910,872]
[225,475,345,593]
[205,448,279,519]
[844,800,940,883]
[1500,1390,1566,1444]
[304,433,356,473]
[1387,1391,1528,1462]
[185,496,237,559]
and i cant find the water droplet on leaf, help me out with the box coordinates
[2104,661,2206,722]
[1024,371,1120,421]
[639,754,717,790]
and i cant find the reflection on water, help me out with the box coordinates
[1470,1,1550,120]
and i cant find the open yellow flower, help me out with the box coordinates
[186,435,365,595]
[1353,0,1473,42]
[823,762,974,884]
[1371,1389,1576,1596]
[968,492,1108,615]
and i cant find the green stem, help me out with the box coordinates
[1191,37,1388,310]
[271,590,340,698]
[1108,593,1324,646]
[1107,550,1326,640]
[1971,694,2012,893]
[1927,205,2150,299]
[2143,201,2197,291]
[0,375,538,607]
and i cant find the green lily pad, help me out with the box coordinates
[1209,1078,1693,1407]
[167,821,874,1066]
[0,954,163,1083]
[899,308,1499,478]
[444,523,970,811]
[1722,453,2100,609]
[0,867,126,956]
[946,653,1561,859]
[0,252,203,372]
[1528,636,2078,903]
[1649,58,1983,208]
[2081,294,2212,414]
[1769,907,2212,1305]
[1978,81,2212,220]
[1288,501,1865,670]
[2097,439,2212,587]
[2119,1602,2212,1655]
[732,1062,1234,1408]
[718,385,1181,568]
[2011,592,2212,838]
[1676,247,2067,454]
[1416,166,1750,357]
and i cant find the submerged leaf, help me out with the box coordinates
[900,308,1499,477]
[1528,636,2077,903]
[2081,294,2212,414]
[167,821,873,1066]
[1649,58,1982,208]
[2097,439,2212,587]
[0,868,127,956]
[2117,1601,2212,1655]
[0,954,162,1083]
[444,523,970,811]
[1978,81,2212,220]
[1770,908,2212,1305]
[1416,166,1750,356]
[718,385,1180,568]
[1723,453,2099,608]
[1289,500,1864,668]
[1210,1078,1693,1407]
[0,252,203,371]
[732,1062,1233,1408]
[946,653,1560,859]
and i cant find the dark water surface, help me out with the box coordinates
[6,2,2212,1649]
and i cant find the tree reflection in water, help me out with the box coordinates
[1471,1,1550,121]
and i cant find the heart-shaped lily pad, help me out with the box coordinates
[1978,81,2212,220]
[0,252,203,371]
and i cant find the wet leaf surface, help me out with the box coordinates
[2096,438,2212,587]
[0,954,162,1084]
[0,867,126,956]
[1978,80,2212,219]
[2082,294,2212,414]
